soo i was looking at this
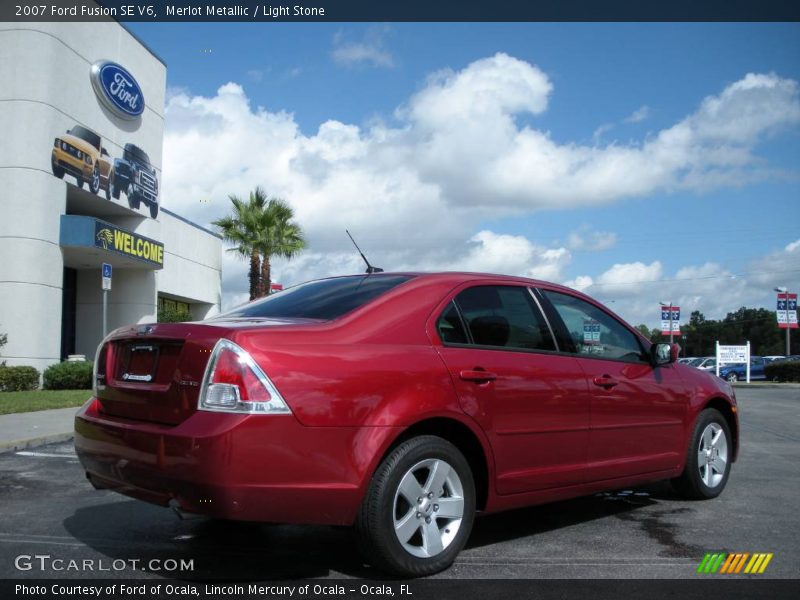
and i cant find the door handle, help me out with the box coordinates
[459,369,498,383]
[593,375,619,389]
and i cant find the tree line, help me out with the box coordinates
[636,307,797,357]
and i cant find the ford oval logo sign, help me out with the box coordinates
[90,61,145,120]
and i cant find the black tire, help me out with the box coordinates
[149,202,159,219]
[111,178,121,200]
[105,174,112,200]
[52,164,65,178]
[89,166,100,194]
[726,372,738,383]
[127,184,140,209]
[356,435,475,577]
[75,175,84,189]
[672,408,732,500]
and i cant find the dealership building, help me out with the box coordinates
[0,21,222,374]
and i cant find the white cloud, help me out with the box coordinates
[331,27,394,69]
[160,55,800,307]
[624,105,650,123]
[565,240,800,329]
[567,228,618,252]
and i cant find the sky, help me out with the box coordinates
[126,22,800,329]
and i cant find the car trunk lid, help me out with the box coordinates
[94,319,316,426]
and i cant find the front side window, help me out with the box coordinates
[439,285,556,352]
[542,290,646,363]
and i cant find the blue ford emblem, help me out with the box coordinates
[90,61,145,120]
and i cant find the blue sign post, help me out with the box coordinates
[101,263,112,336]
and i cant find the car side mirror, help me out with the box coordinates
[652,343,679,366]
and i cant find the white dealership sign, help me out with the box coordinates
[715,341,751,383]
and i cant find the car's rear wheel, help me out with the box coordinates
[726,372,738,383]
[672,408,732,499]
[356,435,475,577]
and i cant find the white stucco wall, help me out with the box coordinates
[0,22,221,374]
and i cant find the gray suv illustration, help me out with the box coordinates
[111,143,159,218]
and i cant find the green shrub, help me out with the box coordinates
[158,306,193,323]
[0,366,40,392]
[764,360,800,383]
[43,361,93,390]
[0,330,7,367]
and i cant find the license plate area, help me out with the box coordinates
[118,343,160,383]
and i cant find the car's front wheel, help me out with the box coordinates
[356,435,475,577]
[127,184,140,209]
[89,166,100,194]
[672,408,732,499]
[726,372,738,383]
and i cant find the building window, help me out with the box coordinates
[157,296,192,323]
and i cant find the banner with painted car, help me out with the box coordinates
[51,125,160,219]
[48,60,159,218]
[94,221,164,267]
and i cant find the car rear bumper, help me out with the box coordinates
[74,398,398,525]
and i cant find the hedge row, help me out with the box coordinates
[764,360,800,383]
[0,366,40,391]
[43,361,94,390]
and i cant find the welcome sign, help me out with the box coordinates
[94,221,164,266]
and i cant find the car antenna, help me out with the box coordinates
[346,230,384,274]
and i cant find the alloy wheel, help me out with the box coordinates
[392,458,464,558]
[697,422,728,488]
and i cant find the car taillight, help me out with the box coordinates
[198,339,291,414]
[93,343,107,395]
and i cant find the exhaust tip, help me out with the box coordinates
[169,498,202,521]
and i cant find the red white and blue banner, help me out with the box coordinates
[660,306,681,336]
[776,293,798,329]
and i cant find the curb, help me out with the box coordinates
[0,432,73,454]
[731,382,800,389]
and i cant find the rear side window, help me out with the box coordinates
[542,290,646,363]
[439,285,556,351]
[220,275,415,320]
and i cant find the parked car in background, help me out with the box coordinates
[694,357,717,371]
[111,143,159,218]
[51,125,114,198]
[75,273,738,576]
[678,357,696,365]
[717,357,767,382]
[763,356,786,363]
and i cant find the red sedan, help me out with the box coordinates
[75,273,738,576]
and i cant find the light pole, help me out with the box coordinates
[660,301,674,344]
[775,287,792,356]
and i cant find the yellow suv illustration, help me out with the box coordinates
[52,125,114,199]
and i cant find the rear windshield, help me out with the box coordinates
[68,126,101,150]
[219,274,416,321]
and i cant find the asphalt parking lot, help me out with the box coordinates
[0,387,798,580]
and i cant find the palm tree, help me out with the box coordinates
[252,196,306,297]
[212,192,263,301]
[212,188,306,301]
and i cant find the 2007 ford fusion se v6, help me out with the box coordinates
[75,273,738,576]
